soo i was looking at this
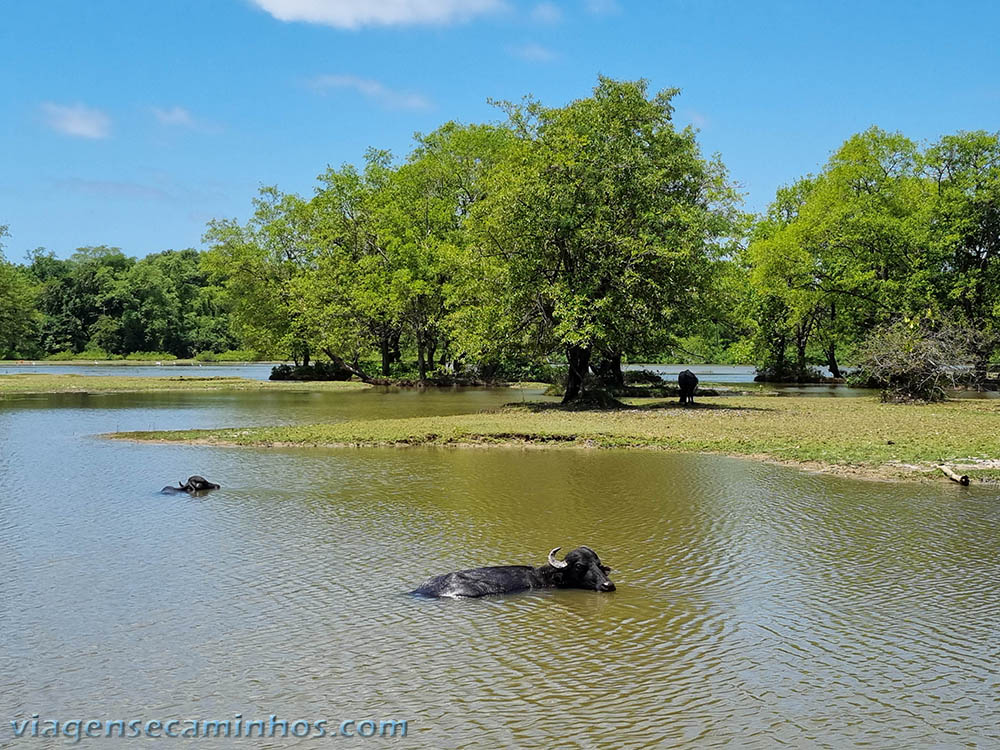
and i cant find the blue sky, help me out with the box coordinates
[2,0,997,261]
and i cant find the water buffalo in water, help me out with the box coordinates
[161,475,221,494]
[678,369,699,405]
[411,546,615,598]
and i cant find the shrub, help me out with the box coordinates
[624,369,664,385]
[194,351,217,362]
[125,351,178,361]
[753,365,825,383]
[854,319,976,402]
[75,348,112,360]
[471,357,561,384]
[44,350,76,361]
[269,361,353,381]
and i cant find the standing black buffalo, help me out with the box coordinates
[161,475,221,494]
[678,369,699,405]
[411,546,615,598]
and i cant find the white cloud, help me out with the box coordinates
[531,2,562,23]
[150,106,221,133]
[40,102,111,139]
[508,42,557,62]
[309,74,431,110]
[250,0,503,29]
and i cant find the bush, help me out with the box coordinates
[624,369,664,385]
[269,361,353,381]
[753,366,825,383]
[124,351,178,361]
[76,348,112,360]
[194,351,217,362]
[42,349,124,361]
[470,357,561,383]
[854,319,976,402]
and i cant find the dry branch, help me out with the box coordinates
[938,465,970,486]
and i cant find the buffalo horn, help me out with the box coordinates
[548,547,568,569]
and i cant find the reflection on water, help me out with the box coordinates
[2,391,998,748]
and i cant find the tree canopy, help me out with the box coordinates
[470,77,740,399]
[3,80,997,390]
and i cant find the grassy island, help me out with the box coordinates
[108,395,1000,483]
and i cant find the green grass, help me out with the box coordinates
[108,394,1000,482]
[0,373,371,395]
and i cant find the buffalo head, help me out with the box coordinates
[547,546,615,592]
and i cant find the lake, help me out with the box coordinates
[0,362,784,383]
[2,388,998,747]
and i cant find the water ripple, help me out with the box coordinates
[1,398,998,747]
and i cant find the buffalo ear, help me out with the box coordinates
[600,565,612,573]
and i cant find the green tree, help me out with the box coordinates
[923,130,1000,378]
[28,245,232,358]
[203,187,315,363]
[0,226,42,358]
[471,77,740,401]
[304,150,406,377]
[29,246,133,353]
[298,125,512,380]
[745,128,930,379]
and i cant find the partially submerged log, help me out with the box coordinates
[938,465,970,486]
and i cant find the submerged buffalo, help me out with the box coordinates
[161,475,221,494]
[411,546,616,598]
[678,369,699,405]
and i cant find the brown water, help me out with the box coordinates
[2,389,998,748]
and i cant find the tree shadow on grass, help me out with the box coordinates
[506,399,776,414]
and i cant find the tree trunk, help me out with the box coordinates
[379,337,391,376]
[795,333,808,374]
[607,351,624,388]
[439,339,450,369]
[426,339,437,376]
[826,342,842,379]
[939,465,970,486]
[973,352,989,388]
[416,337,427,382]
[592,350,624,388]
[772,334,787,378]
[389,330,401,365]
[562,345,591,404]
[321,347,373,383]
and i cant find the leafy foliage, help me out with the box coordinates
[745,127,1000,383]
[470,77,742,400]
[20,246,235,358]
[0,225,41,358]
[4,86,996,394]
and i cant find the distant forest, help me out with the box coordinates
[2,78,998,389]
[0,245,237,361]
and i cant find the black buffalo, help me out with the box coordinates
[411,546,615,598]
[678,369,699,405]
[161,475,221,494]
